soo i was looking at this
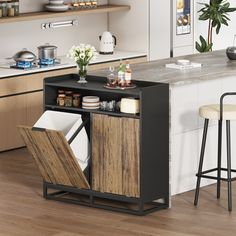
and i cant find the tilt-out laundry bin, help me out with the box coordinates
[19,110,90,189]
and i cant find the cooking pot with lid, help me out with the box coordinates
[38,43,57,60]
[13,49,36,62]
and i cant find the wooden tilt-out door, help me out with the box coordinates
[19,126,90,189]
[92,114,140,198]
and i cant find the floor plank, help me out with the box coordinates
[0,148,236,236]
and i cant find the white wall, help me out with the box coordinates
[194,0,236,51]
[108,0,149,54]
[0,0,108,59]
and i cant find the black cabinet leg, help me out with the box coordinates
[194,119,209,206]
[217,120,222,199]
[226,120,232,212]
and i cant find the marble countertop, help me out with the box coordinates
[93,50,236,87]
[0,51,146,79]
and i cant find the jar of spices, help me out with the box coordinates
[1,1,7,17]
[7,1,15,17]
[13,0,19,16]
[73,93,81,107]
[91,0,98,8]
[65,91,73,107]
[0,3,3,17]
[58,94,66,106]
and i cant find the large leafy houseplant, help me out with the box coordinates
[196,0,236,52]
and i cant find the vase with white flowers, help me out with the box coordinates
[68,44,98,83]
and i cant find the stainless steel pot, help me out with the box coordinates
[38,43,57,60]
[13,49,36,62]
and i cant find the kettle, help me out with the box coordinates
[99,31,117,55]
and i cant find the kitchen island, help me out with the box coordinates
[93,50,236,195]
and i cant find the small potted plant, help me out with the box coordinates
[68,44,98,83]
[196,0,236,53]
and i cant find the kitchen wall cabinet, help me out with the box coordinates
[92,114,140,198]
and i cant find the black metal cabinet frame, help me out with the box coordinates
[42,74,169,215]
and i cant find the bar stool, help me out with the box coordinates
[194,93,236,211]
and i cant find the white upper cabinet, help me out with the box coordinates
[149,0,171,60]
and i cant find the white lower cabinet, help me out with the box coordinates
[171,130,199,195]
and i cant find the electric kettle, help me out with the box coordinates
[99,31,117,55]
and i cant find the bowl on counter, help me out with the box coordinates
[226,47,236,60]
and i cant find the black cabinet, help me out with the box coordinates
[40,74,169,215]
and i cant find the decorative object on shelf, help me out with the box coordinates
[226,35,236,60]
[124,60,132,86]
[70,0,98,9]
[104,84,137,90]
[0,0,19,18]
[45,0,69,12]
[72,93,81,107]
[165,59,202,70]
[196,0,236,53]
[82,96,100,109]
[68,44,98,84]
[65,91,73,107]
[104,61,136,90]
[106,66,117,87]
[120,98,140,114]
[100,100,116,112]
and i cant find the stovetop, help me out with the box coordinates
[10,59,63,70]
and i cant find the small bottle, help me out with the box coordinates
[0,4,3,18]
[79,0,86,8]
[85,0,92,8]
[2,2,8,17]
[118,60,125,87]
[91,0,98,8]
[7,1,15,17]
[125,61,132,86]
[107,66,116,87]
[14,0,19,16]
[73,93,81,107]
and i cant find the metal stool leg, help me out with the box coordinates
[217,120,223,199]
[226,120,232,212]
[194,119,209,206]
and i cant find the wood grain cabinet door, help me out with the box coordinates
[0,95,27,151]
[92,114,140,198]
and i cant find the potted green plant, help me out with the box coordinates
[196,0,236,52]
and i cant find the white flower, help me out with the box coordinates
[80,53,85,60]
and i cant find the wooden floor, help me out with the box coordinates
[0,149,236,236]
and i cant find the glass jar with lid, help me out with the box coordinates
[73,93,81,107]
[7,1,15,17]
[13,0,19,16]
[65,91,73,107]
[1,1,8,17]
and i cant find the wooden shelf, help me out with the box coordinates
[0,4,130,24]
